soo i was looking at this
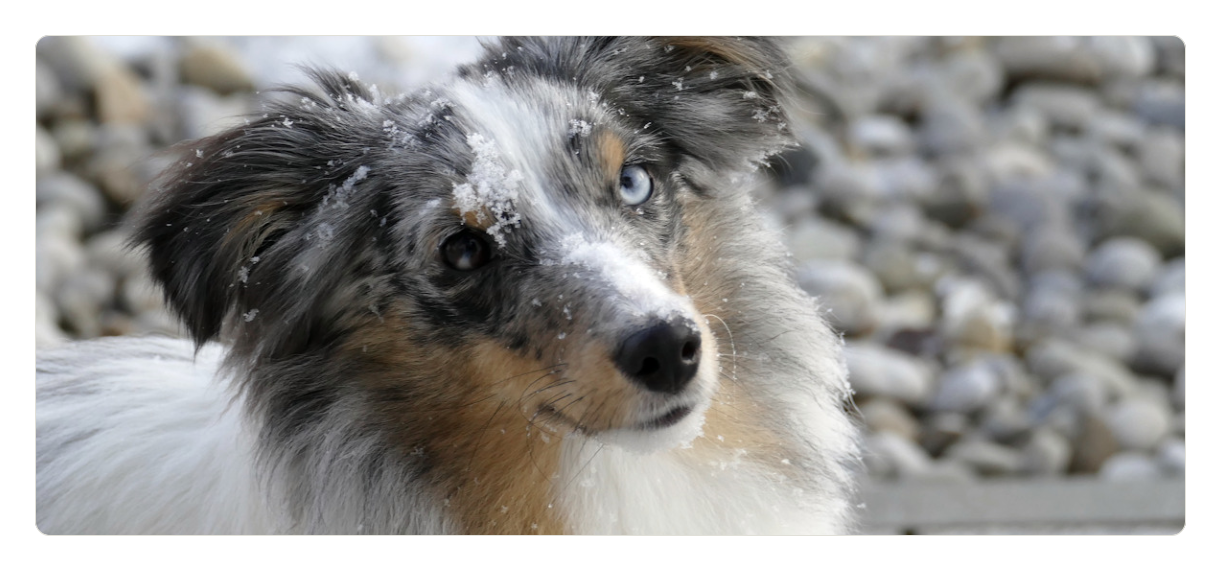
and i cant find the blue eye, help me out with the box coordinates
[618,165,653,206]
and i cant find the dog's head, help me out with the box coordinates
[137,37,794,451]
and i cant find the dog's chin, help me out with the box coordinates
[589,399,710,455]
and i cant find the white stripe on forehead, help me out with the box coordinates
[445,77,581,236]
[553,234,693,320]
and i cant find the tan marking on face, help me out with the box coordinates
[453,207,490,230]
[331,315,560,532]
[597,131,626,183]
[344,321,568,534]
[438,341,571,534]
[550,341,638,432]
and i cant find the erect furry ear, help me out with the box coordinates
[133,70,394,347]
[489,36,796,172]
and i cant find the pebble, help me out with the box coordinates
[1012,83,1101,131]
[1070,413,1120,473]
[51,118,98,162]
[94,64,150,124]
[940,50,1004,105]
[864,432,933,480]
[37,36,120,92]
[1046,373,1109,416]
[873,290,937,333]
[1104,398,1171,452]
[937,277,1015,354]
[36,126,61,173]
[1020,427,1073,476]
[1082,289,1142,324]
[1076,322,1137,364]
[786,217,861,262]
[922,156,988,228]
[36,292,67,348]
[858,398,922,441]
[797,260,883,335]
[36,231,86,295]
[871,157,938,202]
[180,41,256,95]
[1131,79,1185,129]
[1131,293,1185,377]
[1151,37,1185,78]
[1138,127,1184,189]
[1026,339,1136,400]
[928,359,1003,414]
[862,240,921,293]
[866,203,927,243]
[85,124,153,204]
[1086,109,1146,151]
[1020,225,1085,274]
[1099,452,1163,481]
[85,229,145,278]
[994,106,1050,147]
[950,234,1020,301]
[1089,36,1156,79]
[1096,189,1184,257]
[36,59,63,120]
[843,343,936,405]
[995,37,1105,83]
[979,396,1033,443]
[56,266,117,339]
[1155,438,1185,475]
[920,412,970,456]
[1148,258,1185,298]
[847,114,914,156]
[944,438,1024,476]
[1084,237,1162,291]
[1019,280,1081,341]
[36,172,107,234]
[814,161,884,226]
[918,94,987,156]
[989,177,1068,233]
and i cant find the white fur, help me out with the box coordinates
[36,337,273,534]
[557,434,842,535]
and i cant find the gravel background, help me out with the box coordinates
[34,36,1185,486]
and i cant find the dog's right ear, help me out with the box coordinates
[490,37,796,174]
[133,71,391,346]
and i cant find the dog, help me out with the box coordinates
[36,36,861,534]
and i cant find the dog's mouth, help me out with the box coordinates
[536,403,695,434]
[638,405,693,430]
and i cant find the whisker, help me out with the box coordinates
[704,313,738,385]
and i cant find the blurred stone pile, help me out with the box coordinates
[34,37,1185,484]
[764,37,1184,483]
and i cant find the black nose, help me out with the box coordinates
[614,320,702,394]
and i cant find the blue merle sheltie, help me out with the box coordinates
[36,36,861,534]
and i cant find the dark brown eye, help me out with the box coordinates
[441,230,491,271]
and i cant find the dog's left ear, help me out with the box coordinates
[131,70,393,348]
